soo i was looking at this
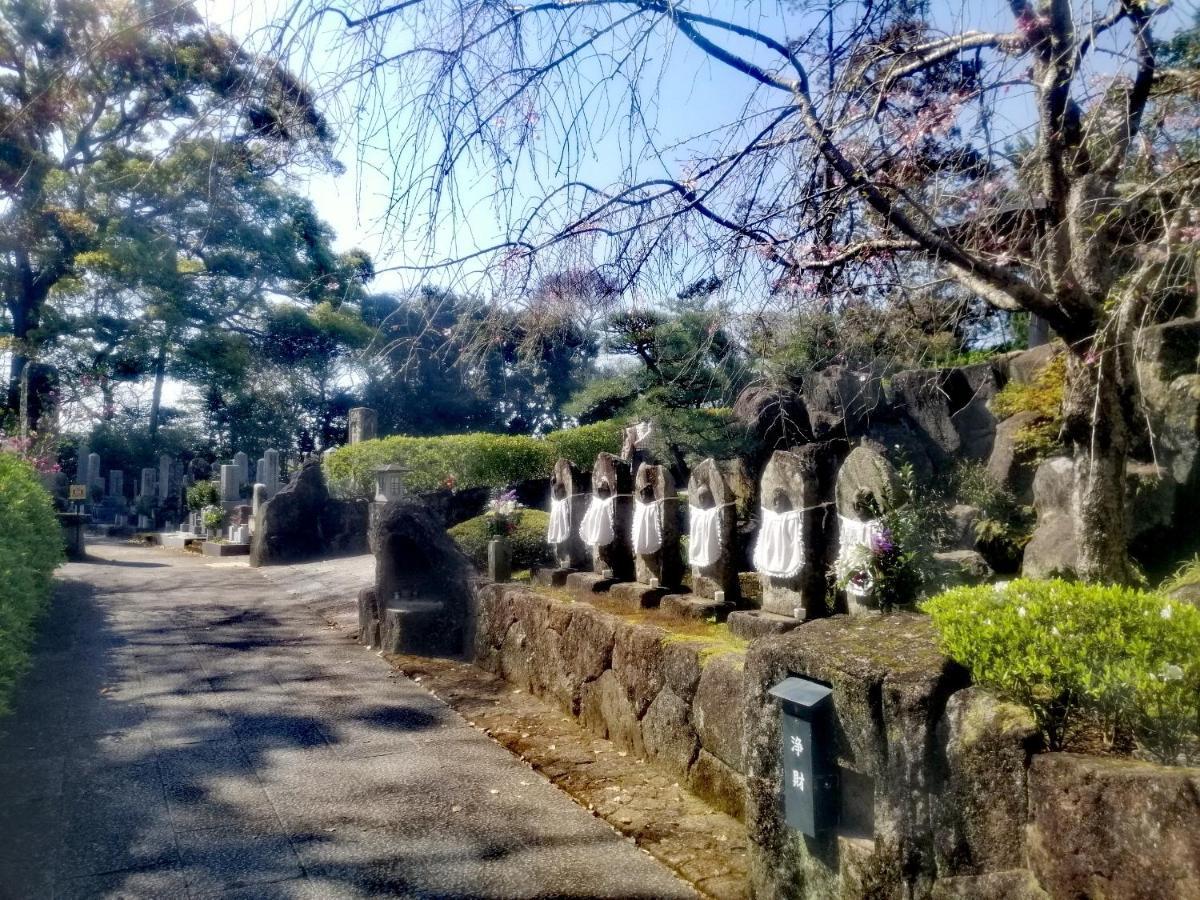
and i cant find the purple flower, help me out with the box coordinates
[871,528,895,556]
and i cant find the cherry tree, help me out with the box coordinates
[288,0,1200,582]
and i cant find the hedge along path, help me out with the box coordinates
[324,420,625,498]
[0,454,64,714]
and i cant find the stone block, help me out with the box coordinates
[693,652,745,771]
[727,610,801,640]
[612,621,669,717]
[1027,753,1200,900]
[928,550,993,593]
[1021,456,1078,579]
[579,669,644,756]
[803,364,885,439]
[661,594,731,621]
[932,687,1040,875]
[743,614,968,900]
[564,571,611,597]
[659,639,705,703]
[606,582,667,609]
[689,749,746,822]
[200,541,249,557]
[532,566,571,587]
[986,412,1041,501]
[560,604,616,683]
[640,687,699,779]
[930,870,1048,900]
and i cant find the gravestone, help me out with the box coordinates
[547,458,591,570]
[107,470,124,499]
[579,452,634,580]
[255,457,266,487]
[632,463,682,588]
[687,458,740,603]
[87,452,102,491]
[250,483,268,535]
[158,454,173,502]
[220,464,240,503]
[233,451,249,488]
[756,445,839,619]
[139,467,157,503]
[263,449,281,497]
[833,446,897,614]
[348,407,378,444]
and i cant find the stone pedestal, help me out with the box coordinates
[687,458,739,603]
[632,464,681,588]
[757,444,840,619]
[348,407,378,444]
[487,537,512,582]
[549,459,591,570]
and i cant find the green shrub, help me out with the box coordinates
[449,509,554,571]
[991,353,1066,462]
[924,579,1200,763]
[952,461,1034,571]
[324,420,624,499]
[0,454,63,714]
[186,481,220,511]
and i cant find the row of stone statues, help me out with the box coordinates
[544,446,896,621]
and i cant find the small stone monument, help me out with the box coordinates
[755,446,839,620]
[632,463,681,588]
[220,464,240,507]
[255,457,266,487]
[348,407,378,444]
[263,449,281,498]
[140,467,157,503]
[833,445,898,614]
[233,451,249,488]
[687,458,740,603]
[578,452,634,580]
[546,459,591,571]
[158,454,173,502]
[250,483,268,535]
[87,452,102,492]
[107,470,124,499]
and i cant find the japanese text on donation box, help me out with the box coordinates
[782,710,819,835]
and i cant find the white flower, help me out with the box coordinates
[1017,606,1027,618]
[1161,605,1173,620]
[1051,626,1060,637]
[1161,664,1184,682]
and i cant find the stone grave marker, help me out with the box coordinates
[632,463,681,588]
[546,458,591,571]
[107,470,124,499]
[833,445,897,614]
[687,458,740,603]
[87,452,102,491]
[158,454,173,502]
[348,407,378,444]
[755,445,839,619]
[233,451,249,488]
[220,464,240,504]
[263,449,281,497]
[578,452,634,580]
[139,467,157,503]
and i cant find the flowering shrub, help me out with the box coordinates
[186,481,220,511]
[0,453,63,714]
[449,509,553,571]
[924,579,1200,764]
[0,430,61,475]
[201,506,226,531]
[485,489,523,538]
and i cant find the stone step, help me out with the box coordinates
[661,594,732,622]
[726,609,802,640]
[382,600,451,654]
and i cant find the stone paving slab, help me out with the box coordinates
[0,541,695,899]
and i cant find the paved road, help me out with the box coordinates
[0,541,695,900]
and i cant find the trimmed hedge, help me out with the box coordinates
[0,454,63,714]
[324,420,624,499]
[924,579,1200,764]
[449,509,554,571]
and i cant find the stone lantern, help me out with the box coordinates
[374,464,408,503]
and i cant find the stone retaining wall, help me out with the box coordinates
[470,583,749,819]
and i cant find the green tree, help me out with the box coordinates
[0,0,333,432]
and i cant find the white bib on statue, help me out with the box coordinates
[836,514,881,567]
[688,505,722,567]
[631,499,662,555]
[754,507,804,578]
[579,495,615,547]
[546,497,571,544]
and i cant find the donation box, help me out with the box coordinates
[768,676,837,837]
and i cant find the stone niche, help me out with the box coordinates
[758,444,840,620]
[590,452,634,580]
[632,463,682,588]
[550,458,591,570]
[687,458,741,603]
[361,500,477,656]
